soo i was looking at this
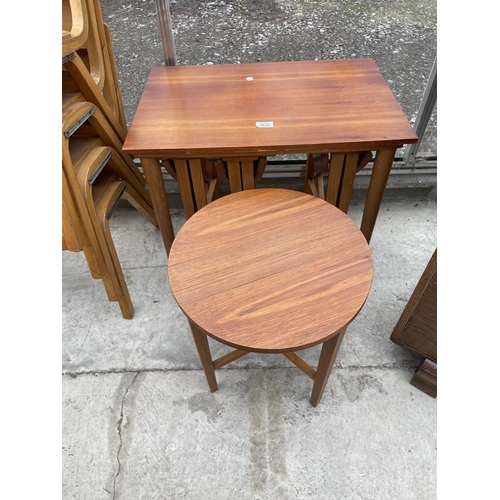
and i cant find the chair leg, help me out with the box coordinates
[62,170,84,252]
[63,166,106,282]
[94,179,134,319]
[75,163,129,306]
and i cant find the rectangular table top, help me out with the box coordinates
[122,58,418,158]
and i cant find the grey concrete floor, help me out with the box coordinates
[62,191,437,499]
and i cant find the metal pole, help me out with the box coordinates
[155,0,177,66]
[402,56,437,168]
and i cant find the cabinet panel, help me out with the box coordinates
[390,249,437,396]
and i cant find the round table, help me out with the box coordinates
[168,188,373,406]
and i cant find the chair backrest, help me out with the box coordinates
[63,0,127,142]
[62,0,89,55]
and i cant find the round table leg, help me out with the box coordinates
[188,319,218,392]
[310,326,347,407]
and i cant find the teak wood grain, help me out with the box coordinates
[123,59,417,158]
[123,58,417,254]
[168,189,373,353]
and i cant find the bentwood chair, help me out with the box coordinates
[63,0,127,142]
[62,99,158,318]
[62,0,89,56]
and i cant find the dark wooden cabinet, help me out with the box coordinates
[390,249,437,397]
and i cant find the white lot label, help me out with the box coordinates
[256,121,274,128]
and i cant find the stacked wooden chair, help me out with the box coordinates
[62,0,159,318]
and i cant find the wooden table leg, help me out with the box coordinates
[174,159,196,219]
[360,148,396,244]
[140,157,175,256]
[188,319,218,392]
[310,326,347,407]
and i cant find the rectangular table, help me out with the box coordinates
[122,58,418,254]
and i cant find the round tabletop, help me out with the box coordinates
[168,188,373,353]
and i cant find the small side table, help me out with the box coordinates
[168,189,373,406]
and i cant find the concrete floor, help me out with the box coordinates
[62,189,437,499]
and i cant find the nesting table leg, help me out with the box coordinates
[188,319,218,392]
[188,319,350,405]
[140,157,175,256]
[310,326,347,407]
[360,148,396,244]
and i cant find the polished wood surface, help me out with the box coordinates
[123,58,417,255]
[123,59,417,158]
[168,188,373,353]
